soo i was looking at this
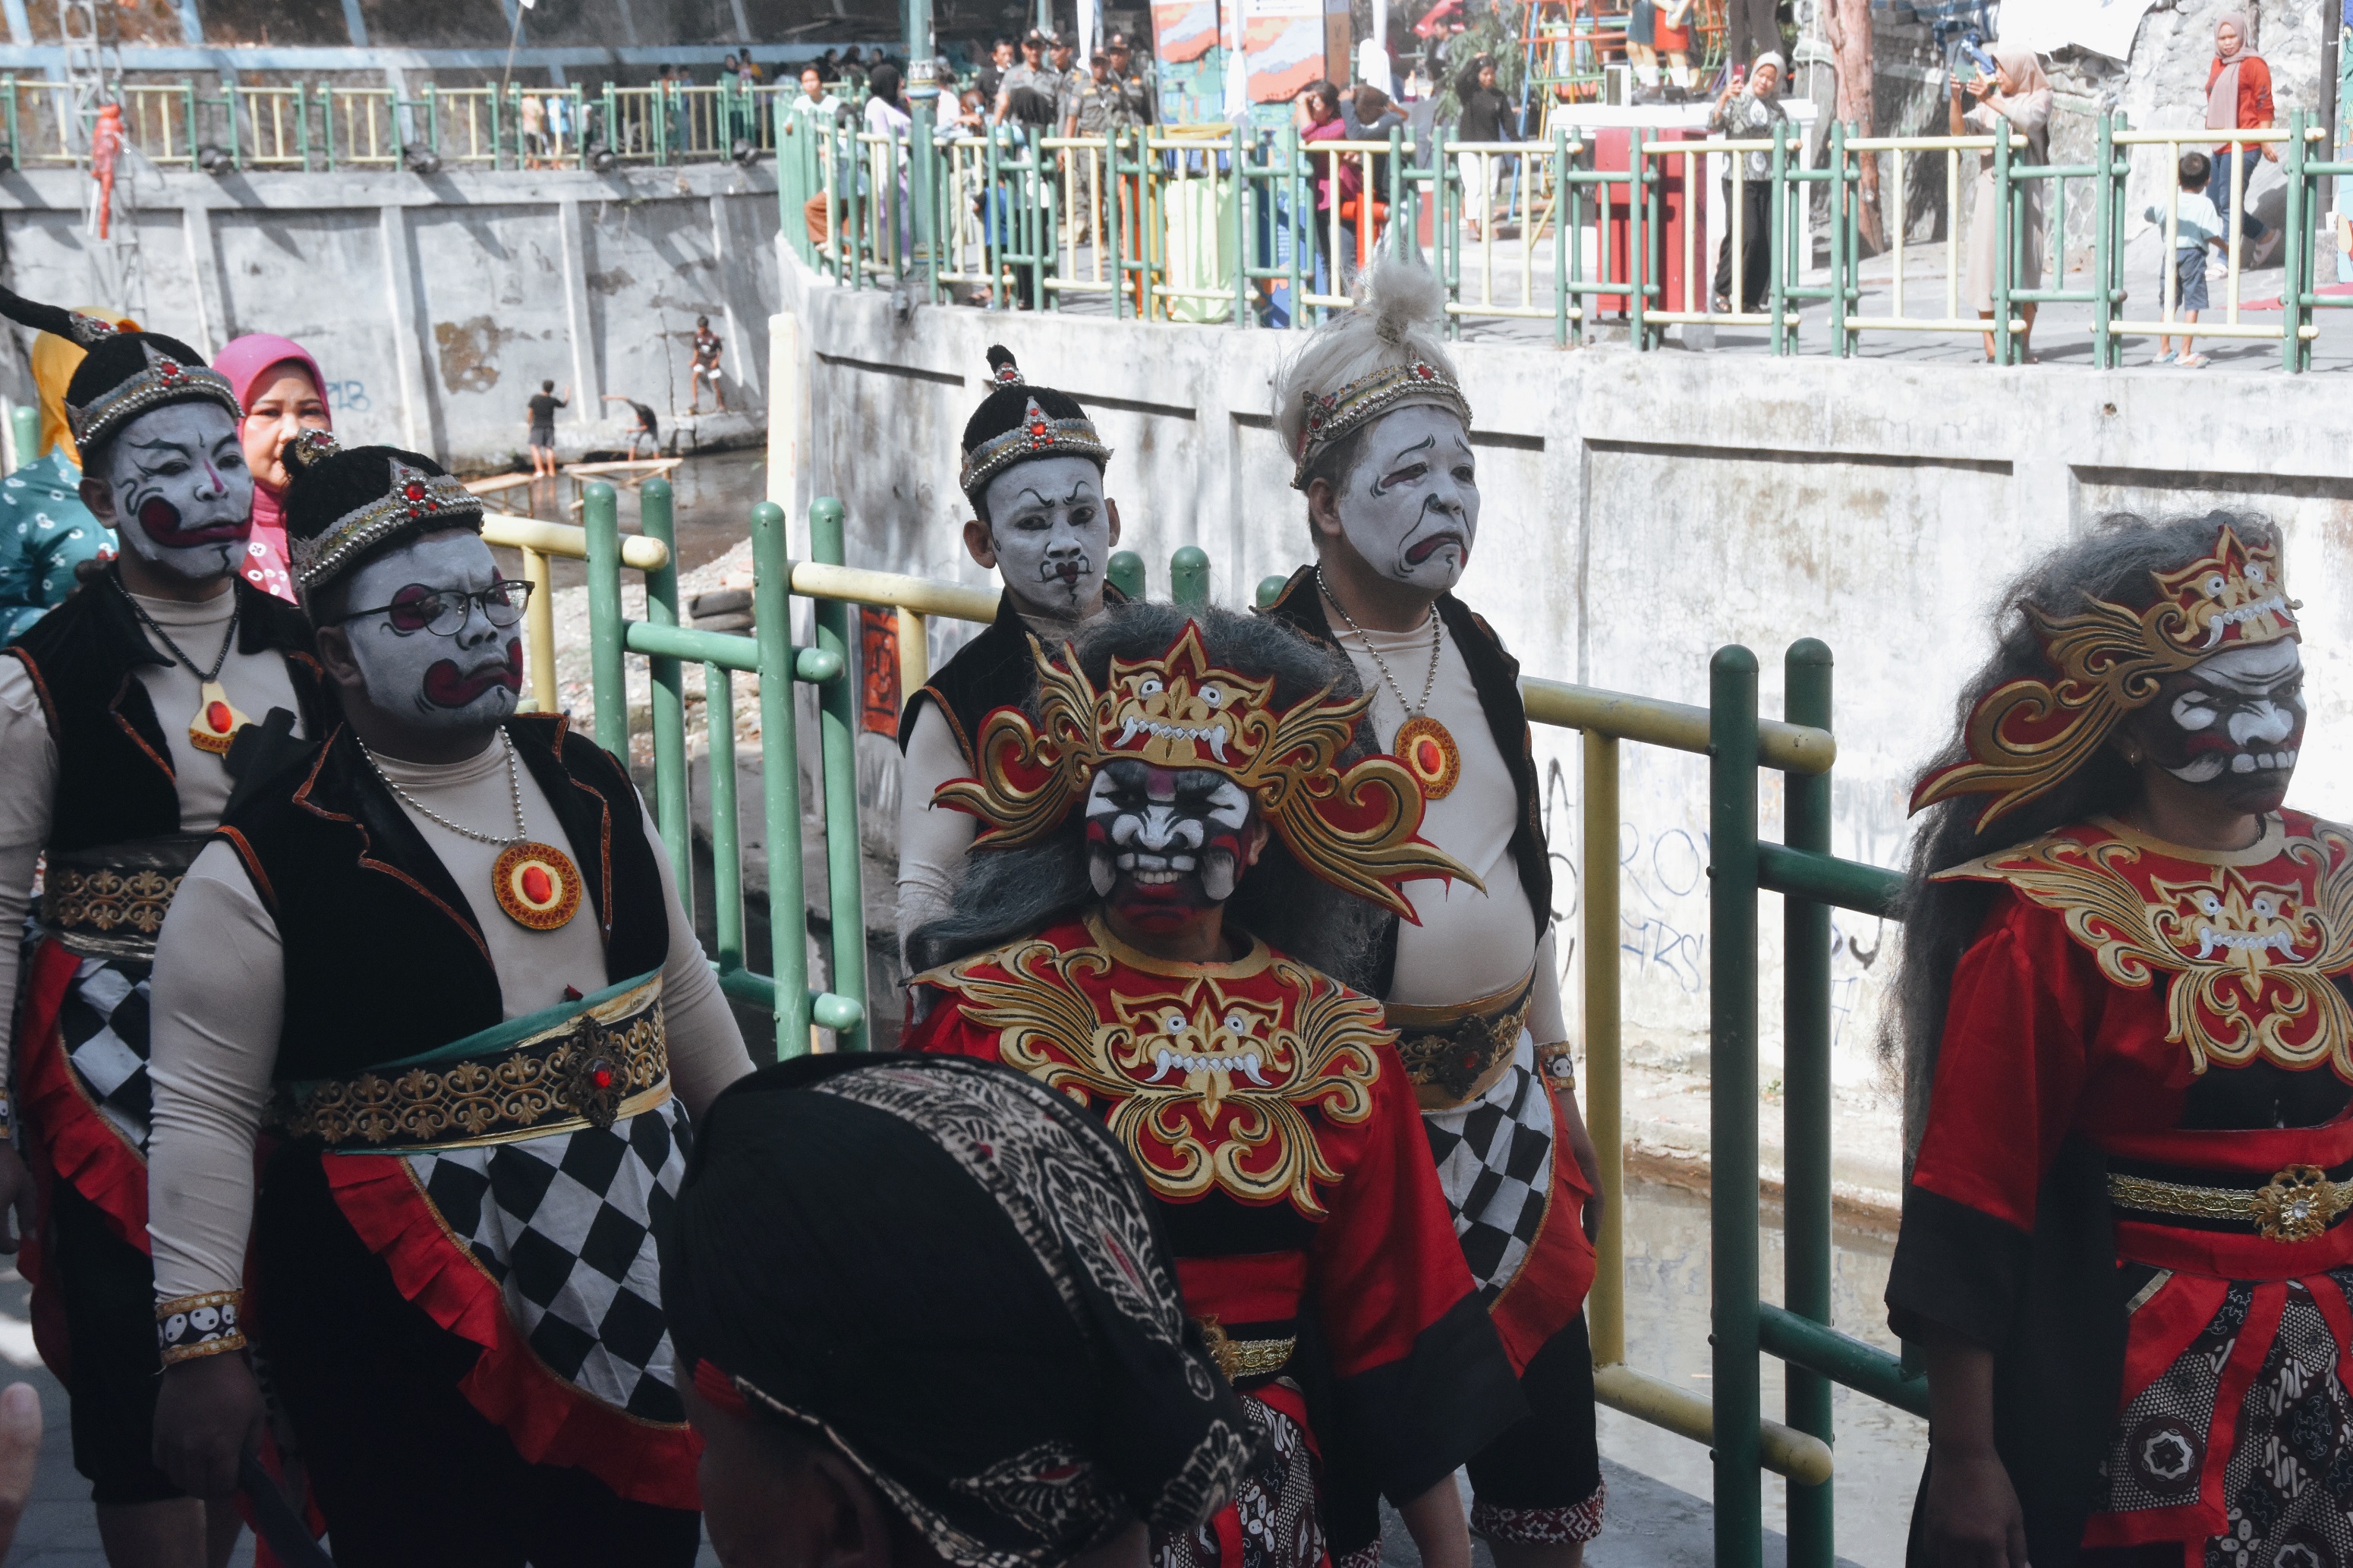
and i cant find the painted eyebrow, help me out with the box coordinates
[1384,435,1438,464]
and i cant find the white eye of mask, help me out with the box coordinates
[96,401,254,583]
[981,455,1112,619]
[1335,404,1479,593]
[333,532,523,732]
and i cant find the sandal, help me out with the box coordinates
[2178,352,2210,368]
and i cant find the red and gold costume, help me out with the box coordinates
[908,621,1521,1568]
[1890,524,2345,1560]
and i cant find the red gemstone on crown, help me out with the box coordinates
[403,480,427,502]
[521,864,554,904]
[159,362,180,379]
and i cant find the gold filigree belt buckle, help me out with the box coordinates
[2252,1163,2345,1243]
[561,1017,627,1131]
[1192,1315,1295,1384]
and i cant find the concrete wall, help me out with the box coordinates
[773,249,2353,1101]
[0,161,778,470]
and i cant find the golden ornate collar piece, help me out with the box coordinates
[1289,359,1473,490]
[1911,525,2302,829]
[291,452,484,591]
[931,622,1478,918]
[1938,813,2353,1080]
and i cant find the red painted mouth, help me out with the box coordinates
[137,496,250,549]
[1405,531,1466,566]
[423,640,524,708]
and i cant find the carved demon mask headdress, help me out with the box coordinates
[1911,524,2301,828]
[934,622,1478,918]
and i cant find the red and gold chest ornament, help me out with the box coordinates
[931,916,1391,1214]
[1939,812,2353,1078]
[1911,525,2301,829]
[932,622,1479,919]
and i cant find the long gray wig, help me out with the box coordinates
[907,601,1394,993]
[1884,510,2284,1157]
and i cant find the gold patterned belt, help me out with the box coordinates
[1194,1316,1296,1384]
[1387,968,1536,1112]
[2107,1163,2353,1245]
[39,834,209,963]
[269,972,669,1153]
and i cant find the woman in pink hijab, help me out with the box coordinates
[213,334,331,601]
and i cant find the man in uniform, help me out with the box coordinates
[143,432,754,1563]
[1260,257,1606,1563]
[0,286,326,1568]
[895,345,1123,964]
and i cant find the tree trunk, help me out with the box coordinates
[1825,0,1885,253]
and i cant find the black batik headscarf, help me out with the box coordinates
[663,1053,1255,1568]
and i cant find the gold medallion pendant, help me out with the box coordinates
[1394,715,1460,801]
[493,841,583,931]
[188,681,250,755]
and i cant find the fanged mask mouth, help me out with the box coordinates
[1114,716,1232,760]
[2168,747,2300,784]
[1145,1047,1271,1085]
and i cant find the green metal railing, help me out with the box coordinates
[785,102,2346,370]
[574,480,1934,1561]
[1,75,786,173]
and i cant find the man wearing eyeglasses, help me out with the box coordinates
[140,436,753,1560]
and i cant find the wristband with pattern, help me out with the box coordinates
[156,1290,245,1366]
[1536,1041,1578,1091]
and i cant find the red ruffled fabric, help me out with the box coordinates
[320,1149,701,1511]
[15,938,150,1255]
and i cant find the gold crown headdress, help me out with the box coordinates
[1911,524,2301,828]
[1289,361,1471,490]
[934,622,1479,918]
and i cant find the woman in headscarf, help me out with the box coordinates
[0,307,133,644]
[2205,11,2279,268]
[211,333,331,603]
[666,1052,1256,1568]
[1949,43,2053,362]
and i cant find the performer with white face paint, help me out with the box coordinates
[895,345,1125,962]
[142,434,753,1563]
[1888,517,2353,1567]
[905,604,1524,1568]
[1260,258,1605,1566]
[0,288,324,1568]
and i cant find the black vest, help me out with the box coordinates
[896,584,1129,762]
[1256,565,1552,929]
[4,572,327,853]
[215,716,670,1084]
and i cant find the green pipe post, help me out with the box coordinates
[749,501,812,1058]
[1757,842,1902,917]
[1255,574,1290,609]
[1284,124,1304,329]
[808,499,871,1051]
[2283,109,2307,374]
[1992,123,2013,366]
[8,404,37,469]
[1554,120,1571,345]
[706,664,745,974]
[2092,114,2115,368]
[1767,121,1788,355]
[1629,134,1648,349]
[1170,546,1210,606]
[1709,644,1763,1565]
[1827,121,1848,357]
[1759,1305,1930,1418]
[640,477,691,915]
[584,482,627,758]
[1783,639,1835,1568]
[1235,129,1253,327]
[1108,549,1147,601]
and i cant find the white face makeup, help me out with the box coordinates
[93,401,254,582]
[332,532,523,732]
[981,456,1113,619]
[1334,403,1479,594]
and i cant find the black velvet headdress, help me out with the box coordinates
[279,432,484,593]
[958,345,1111,505]
[0,285,241,459]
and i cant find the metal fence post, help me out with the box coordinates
[748,500,812,1058]
[641,477,692,915]
[584,481,627,758]
[2283,109,2308,374]
[1554,120,1572,347]
[1709,644,1762,1567]
[1630,134,1649,349]
[1583,729,1624,1367]
[1827,120,1848,358]
[1108,549,1147,600]
[2093,113,2116,369]
[1170,545,1210,605]
[1992,123,2014,366]
[808,499,871,1051]
[1783,639,1835,1568]
[1769,121,1789,355]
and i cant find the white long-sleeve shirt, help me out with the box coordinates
[0,586,304,1082]
[145,735,754,1302]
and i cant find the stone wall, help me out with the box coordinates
[0,160,779,471]
[772,247,2353,1107]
